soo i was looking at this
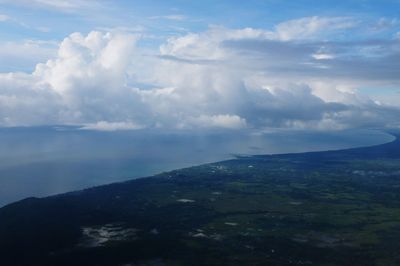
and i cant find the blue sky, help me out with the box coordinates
[1,0,399,43]
[0,0,399,130]
[0,0,399,72]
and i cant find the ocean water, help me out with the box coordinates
[0,126,394,207]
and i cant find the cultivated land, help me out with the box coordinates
[1,134,400,265]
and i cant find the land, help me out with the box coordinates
[1,134,400,265]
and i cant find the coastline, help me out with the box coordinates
[1,130,397,209]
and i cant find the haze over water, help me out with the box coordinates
[0,127,394,207]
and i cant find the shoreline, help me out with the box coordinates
[2,130,397,209]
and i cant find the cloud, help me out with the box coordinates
[0,72,60,126]
[29,0,80,9]
[0,14,9,21]
[0,12,54,33]
[34,32,137,94]
[273,16,357,41]
[0,31,149,127]
[0,17,400,131]
[0,40,57,72]
[0,0,101,12]
[370,17,398,32]
[158,17,357,62]
[184,115,247,129]
[312,53,335,60]
[149,15,187,21]
[80,121,144,131]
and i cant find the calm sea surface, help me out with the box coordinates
[0,127,394,207]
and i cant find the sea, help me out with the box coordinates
[0,126,394,207]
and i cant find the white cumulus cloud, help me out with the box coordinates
[0,17,399,131]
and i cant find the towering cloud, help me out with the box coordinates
[0,17,399,130]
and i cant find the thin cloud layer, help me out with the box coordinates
[0,16,399,131]
[0,0,100,11]
[80,121,144,131]
[0,14,9,21]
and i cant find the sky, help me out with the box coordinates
[0,0,399,131]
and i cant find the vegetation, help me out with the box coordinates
[1,134,400,265]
